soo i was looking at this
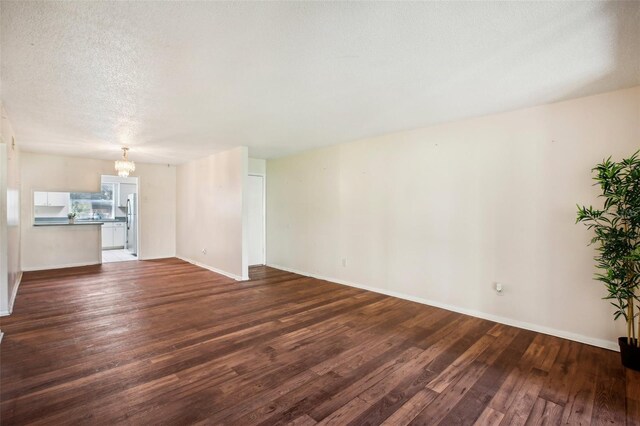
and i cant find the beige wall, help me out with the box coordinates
[267,86,640,350]
[1,107,21,314]
[176,147,248,280]
[20,152,176,270]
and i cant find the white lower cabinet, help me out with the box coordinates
[113,223,126,247]
[102,226,114,248]
[102,222,126,249]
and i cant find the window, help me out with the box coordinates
[69,184,115,220]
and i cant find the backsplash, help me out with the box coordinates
[34,205,69,219]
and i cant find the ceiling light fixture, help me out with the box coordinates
[115,147,135,177]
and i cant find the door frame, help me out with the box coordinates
[100,175,140,260]
[248,173,266,265]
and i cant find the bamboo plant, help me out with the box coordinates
[576,150,640,347]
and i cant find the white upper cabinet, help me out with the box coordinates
[47,192,69,206]
[34,191,69,207]
[34,191,48,206]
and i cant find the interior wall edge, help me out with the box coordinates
[241,147,250,280]
[175,146,246,279]
[1,272,23,317]
[0,144,8,314]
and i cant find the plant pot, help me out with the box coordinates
[68,218,75,224]
[618,337,640,371]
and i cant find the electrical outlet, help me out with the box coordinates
[494,282,503,294]
[342,258,347,267]
[202,248,207,255]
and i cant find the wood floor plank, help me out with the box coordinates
[499,368,548,426]
[408,360,490,425]
[316,396,372,425]
[626,368,640,426]
[474,406,505,426]
[0,260,632,425]
[289,414,318,426]
[524,398,563,426]
[560,345,599,425]
[307,346,425,422]
[432,326,533,425]
[380,389,439,426]
[591,345,627,425]
[348,319,498,425]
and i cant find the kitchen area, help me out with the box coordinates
[33,175,138,263]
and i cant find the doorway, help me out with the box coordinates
[100,175,139,263]
[248,174,265,266]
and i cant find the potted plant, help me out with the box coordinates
[577,150,640,370]
[67,212,77,224]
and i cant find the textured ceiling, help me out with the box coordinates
[1,1,639,164]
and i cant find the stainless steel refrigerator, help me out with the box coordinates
[126,193,137,256]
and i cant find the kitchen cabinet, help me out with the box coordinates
[113,223,126,247]
[118,183,136,208]
[48,192,69,206]
[101,226,114,248]
[34,191,48,206]
[34,191,69,207]
[102,222,127,249]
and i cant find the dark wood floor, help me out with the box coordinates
[1,259,638,425]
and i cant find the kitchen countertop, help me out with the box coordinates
[33,221,104,226]
[33,216,126,226]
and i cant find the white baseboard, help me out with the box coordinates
[138,254,175,261]
[177,256,245,281]
[22,261,102,272]
[0,271,22,317]
[8,271,21,313]
[267,263,619,352]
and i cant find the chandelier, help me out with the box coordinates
[115,147,135,177]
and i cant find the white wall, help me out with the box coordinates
[0,107,22,315]
[248,158,267,266]
[1,145,10,314]
[176,147,249,280]
[267,86,640,350]
[20,152,176,270]
[249,158,266,175]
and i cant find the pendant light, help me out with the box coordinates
[115,147,135,177]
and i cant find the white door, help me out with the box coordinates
[248,175,265,266]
